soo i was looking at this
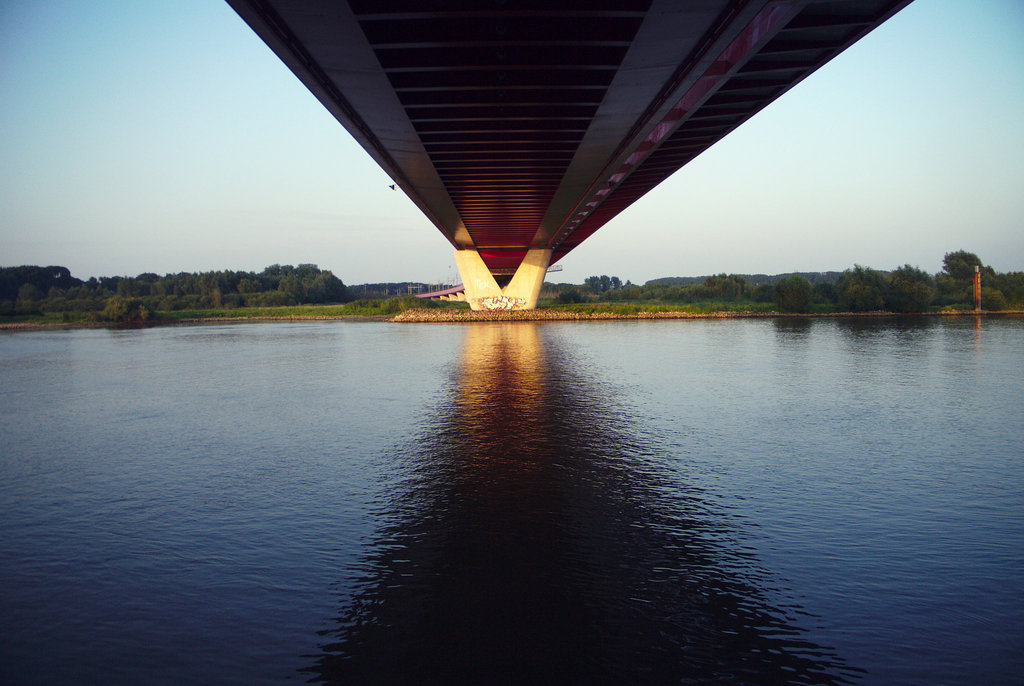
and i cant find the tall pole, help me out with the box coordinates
[974,265,981,313]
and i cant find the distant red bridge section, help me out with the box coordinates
[229,0,912,309]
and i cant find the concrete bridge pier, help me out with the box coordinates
[454,249,552,311]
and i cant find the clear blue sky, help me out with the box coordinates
[1,0,1022,285]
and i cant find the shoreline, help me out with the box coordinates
[390,308,1024,323]
[0,314,388,332]
[3,308,1021,331]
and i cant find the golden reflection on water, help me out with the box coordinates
[454,323,548,460]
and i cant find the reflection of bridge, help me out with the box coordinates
[229,0,910,309]
[306,322,857,682]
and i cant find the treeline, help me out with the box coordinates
[4,250,1021,322]
[1,264,351,319]
[350,282,453,299]
[550,251,1023,312]
[646,271,845,288]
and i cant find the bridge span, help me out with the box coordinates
[228,0,911,309]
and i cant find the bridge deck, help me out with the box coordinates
[229,0,911,278]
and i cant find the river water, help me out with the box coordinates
[1,317,1021,684]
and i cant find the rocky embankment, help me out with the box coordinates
[393,308,772,322]
[391,307,1023,323]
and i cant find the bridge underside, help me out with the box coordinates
[229,0,910,309]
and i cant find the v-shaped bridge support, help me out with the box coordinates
[454,249,552,311]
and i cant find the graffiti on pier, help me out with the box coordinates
[477,295,527,310]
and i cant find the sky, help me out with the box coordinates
[1,0,1022,286]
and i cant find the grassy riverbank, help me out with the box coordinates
[0,297,452,329]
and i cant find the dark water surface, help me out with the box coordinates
[1,318,1021,684]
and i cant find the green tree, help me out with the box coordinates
[936,251,997,307]
[621,283,642,300]
[0,266,81,301]
[886,264,935,313]
[17,283,43,303]
[102,296,150,323]
[838,265,888,312]
[941,250,983,280]
[237,277,260,294]
[583,275,623,295]
[305,271,348,303]
[814,281,839,306]
[556,288,585,304]
[16,283,43,314]
[992,271,1024,307]
[278,274,304,300]
[751,283,775,303]
[774,275,813,313]
[980,287,1008,311]
[702,273,746,300]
